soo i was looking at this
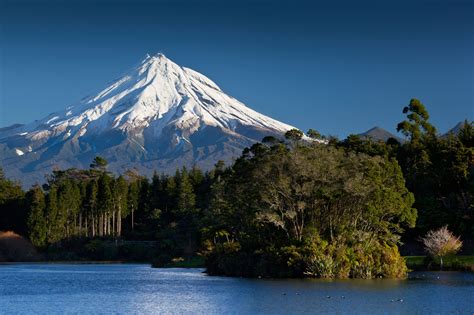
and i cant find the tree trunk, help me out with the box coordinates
[99,214,102,236]
[79,213,82,237]
[112,210,115,237]
[92,216,95,237]
[117,206,122,237]
[131,206,135,230]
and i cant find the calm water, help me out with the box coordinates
[0,264,473,314]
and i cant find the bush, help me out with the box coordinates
[0,231,40,261]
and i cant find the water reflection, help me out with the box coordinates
[0,265,472,314]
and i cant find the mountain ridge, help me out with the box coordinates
[358,126,402,142]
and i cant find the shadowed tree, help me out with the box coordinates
[0,168,26,234]
[284,128,304,142]
[26,185,47,247]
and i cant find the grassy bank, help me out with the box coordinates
[405,255,474,271]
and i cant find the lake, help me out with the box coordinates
[0,264,472,314]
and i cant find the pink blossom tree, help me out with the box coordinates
[420,226,462,270]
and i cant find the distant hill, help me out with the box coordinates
[442,120,472,137]
[359,126,403,142]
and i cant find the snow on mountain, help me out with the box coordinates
[19,53,293,140]
[0,53,297,186]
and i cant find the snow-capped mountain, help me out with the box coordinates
[0,53,296,186]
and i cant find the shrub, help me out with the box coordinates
[0,231,40,261]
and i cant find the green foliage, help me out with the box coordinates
[284,128,304,142]
[98,174,113,215]
[341,134,395,157]
[262,136,281,145]
[0,168,26,234]
[396,110,472,238]
[203,142,415,278]
[338,101,472,241]
[307,128,321,140]
[0,100,470,278]
[90,156,108,171]
[397,98,436,143]
[405,255,474,271]
[26,185,47,247]
[46,185,62,243]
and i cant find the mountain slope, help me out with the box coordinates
[0,54,296,186]
[442,120,472,137]
[359,126,402,142]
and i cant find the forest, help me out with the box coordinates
[0,99,472,278]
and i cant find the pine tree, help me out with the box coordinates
[90,156,108,173]
[45,185,61,243]
[113,176,129,237]
[307,128,321,140]
[175,168,197,255]
[57,180,81,238]
[26,185,47,247]
[284,128,304,143]
[86,179,99,237]
[127,179,140,231]
[176,168,196,214]
[97,174,113,236]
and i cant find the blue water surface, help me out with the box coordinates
[0,264,472,314]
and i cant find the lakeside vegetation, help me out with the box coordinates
[0,99,472,278]
[405,255,474,272]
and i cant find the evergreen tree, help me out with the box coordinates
[149,171,162,213]
[396,98,436,143]
[97,174,113,236]
[307,128,321,140]
[113,176,129,237]
[57,180,81,238]
[90,156,108,172]
[86,179,99,237]
[175,167,198,255]
[0,168,26,234]
[127,179,140,232]
[458,120,474,147]
[26,185,47,247]
[284,128,304,142]
[45,185,61,243]
[176,168,196,214]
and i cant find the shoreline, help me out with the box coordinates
[1,260,472,274]
[405,255,474,272]
[0,261,144,265]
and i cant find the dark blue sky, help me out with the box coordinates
[1,0,472,137]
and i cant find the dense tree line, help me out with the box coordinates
[340,99,473,240]
[0,157,218,261]
[0,169,26,235]
[202,136,416,278]
[0,99,471,278]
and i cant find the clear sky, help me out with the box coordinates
[0,0,472,137]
